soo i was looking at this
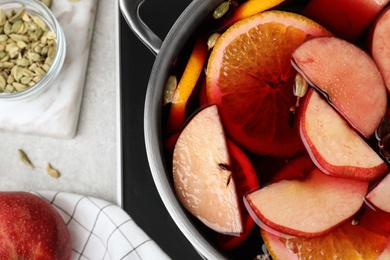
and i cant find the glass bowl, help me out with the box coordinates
[0,0,66,100]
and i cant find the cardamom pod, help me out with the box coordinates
[293,73,308,98]
[13,82,27,91]
[46,163,60,178]
[16,40,27,49]
[9,33,29,42]
[4,84,14,92]
[8,8,25,23]
[13,65,23,81]
[4,21,11,35]
[18,149,34,168]
[163,75,177,106]
[32,16,47,31]
[207,32,221,50]
[0,34,7,42]
[16,57,30,66]
[0,10,6,26]
[20,76,32,85]
[0,75,6,88]
[11,20,23,33]
[213,1,230,19]
[0,54,9,62]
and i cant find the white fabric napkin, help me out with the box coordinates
[30,191,171,260]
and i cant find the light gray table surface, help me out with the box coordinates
[0,0,120,205]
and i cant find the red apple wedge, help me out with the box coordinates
[299,89,388,181]
[370,7,390,93]
[172,105,243,234]
[292,36,387,138]
[245,165,368,238]
[216,140,259,250]
[366,173,390,213]
[303,0,389,41]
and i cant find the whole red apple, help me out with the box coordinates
[0,192,72,259]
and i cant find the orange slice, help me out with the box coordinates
[166,37,208,134]
[206,10,331,157]
[262,222,388,260]
[166,0,288,135]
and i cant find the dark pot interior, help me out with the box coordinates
[143,0,309,259]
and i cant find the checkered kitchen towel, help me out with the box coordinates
[30,191,171,260]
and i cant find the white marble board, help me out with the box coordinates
[0,0,98,138]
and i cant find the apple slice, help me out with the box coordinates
[370,7,390,93]
[245,165,368,238]
[216,140,260,250]
[303,0,389,40]
[292,36,387,138]
[366,173,390,213]
[172,105,243,234]
[299,89,388,181]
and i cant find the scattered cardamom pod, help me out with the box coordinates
[0,7,57,94]
[46,163,60,178]
[18,149,34,168]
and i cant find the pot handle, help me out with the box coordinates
[119,0,162,55]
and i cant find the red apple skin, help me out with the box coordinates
[303,0,389,41]
[298,89,388,182]
[292,36,387,138]
[0,192,72,260]
[370,6,390,93]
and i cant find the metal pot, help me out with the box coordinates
[119,0,229,259]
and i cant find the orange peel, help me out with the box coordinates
[223,0,286,28]
[166,37,208,134]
